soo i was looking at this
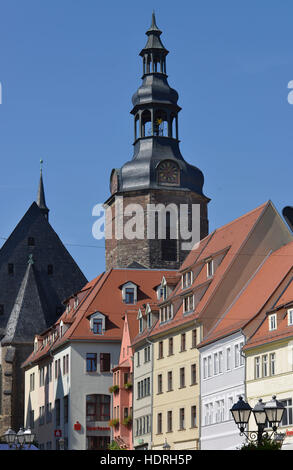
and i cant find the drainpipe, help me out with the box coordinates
[145,337,154,450]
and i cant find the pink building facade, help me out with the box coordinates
[111,311,137,449]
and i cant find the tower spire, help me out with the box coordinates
[37,159,49,220]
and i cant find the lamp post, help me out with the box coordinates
[230,396,285,447]
[2,427,35,450]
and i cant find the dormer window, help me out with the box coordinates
[288,309,293,326]
[269,313,277,331]
[137,309,143,334]
[122,282,137,304]
[182,271,193,289]
[145,304,152,329]
[206,259,214,278]
[183,294,194,314]
[90,312,106,335]
[74,297,79,309]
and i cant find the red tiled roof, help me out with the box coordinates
[22,269,175,367]
[148,202,270,339]
[199,241,293,348]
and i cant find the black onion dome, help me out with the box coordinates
[132,75,179,109]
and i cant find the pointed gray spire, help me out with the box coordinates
[37,159,49,220]
[147,10,161,33]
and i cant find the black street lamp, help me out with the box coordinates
[230,396,285,447]
[2,427,35,450]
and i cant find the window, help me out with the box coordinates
[136,351,140,367]
[147,312,152,329]
[180,333,186,352]
[55,399,60,426]
[30,373,35,391]
[46,403,52,423]
[144,346,151,363]
[280,399,293,426]
[191,329,197,348]
[182,271,192,289]
[270,353,276,376]
[226,347,231,370]
[39,406,45,425]
[191,406,197,428]
[255,356,260,378]
[167,410,172,432]
[86,394,110,422]
[207,259,214,278]
[39,367,45,387]
[55,359,61,379]
[100,353,111,372]
[157,374,163,394]
[219,351,223,373]
[179,408,185,430]
[204,403,213,425]
[28,237,35,246]
[125,288,135,304]
[48,264,53,275]
[8,263,14,275]
[158,341,164,359]
[137,378,150,399]
[63,354,69,375]
[86,353,97,372]
[183,295,194,313]
[214,353,219,375]
[157,413,162,434]
[64,396,68,424]
[262,355,268,377]
[207,355,212,377]
[167,371,173,391]
[0,304,3,315]
[234,344,240,368]
[29,410,34,429]
[191,364,197,385]
[179,367,185,388]
[269,314,277,331]
[93,319,103,335]
[203,357,207,379]
[288,309,293,326]
[168,337,173,355]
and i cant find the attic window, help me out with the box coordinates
[28,237,35,246]
[288,309,293,326]
[182,271,193,289]
[137,309,143,334]
[269,313,277,331]
[93,318,103,335]
[90,312,105,334]
[206,259,214,278]
[122,282,137,304]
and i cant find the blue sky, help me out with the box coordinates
[0,0,292,281]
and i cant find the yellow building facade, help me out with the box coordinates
[151,322,200,450]
[245,336,293,449]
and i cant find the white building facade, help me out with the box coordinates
[199,332,246,450]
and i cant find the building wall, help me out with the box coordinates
[151,324,200,451]
[105,189,208,271]
[200,332,246,450]
[246,338,293,449]
[69,341,121,450]
[132,341,153,450]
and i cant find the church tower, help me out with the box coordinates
[105,13,210,270]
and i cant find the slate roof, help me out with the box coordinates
[0,201,87,344]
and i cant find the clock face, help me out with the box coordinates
[158,161,179,185]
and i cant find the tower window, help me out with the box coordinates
[48,265,53,275]
[0,304,4,315]
[8,263,14,275]
[28,237,35,246]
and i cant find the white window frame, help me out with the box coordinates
[89,312,106,334]
[206,259,214,278]
[288,309,293,326]
[269,313,277,331]
[122,282,137,304]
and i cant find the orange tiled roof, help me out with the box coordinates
[199,241,293,348]
[22,268,175,367]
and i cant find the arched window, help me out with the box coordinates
[141,110,152,137]
[154,110,168,137]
